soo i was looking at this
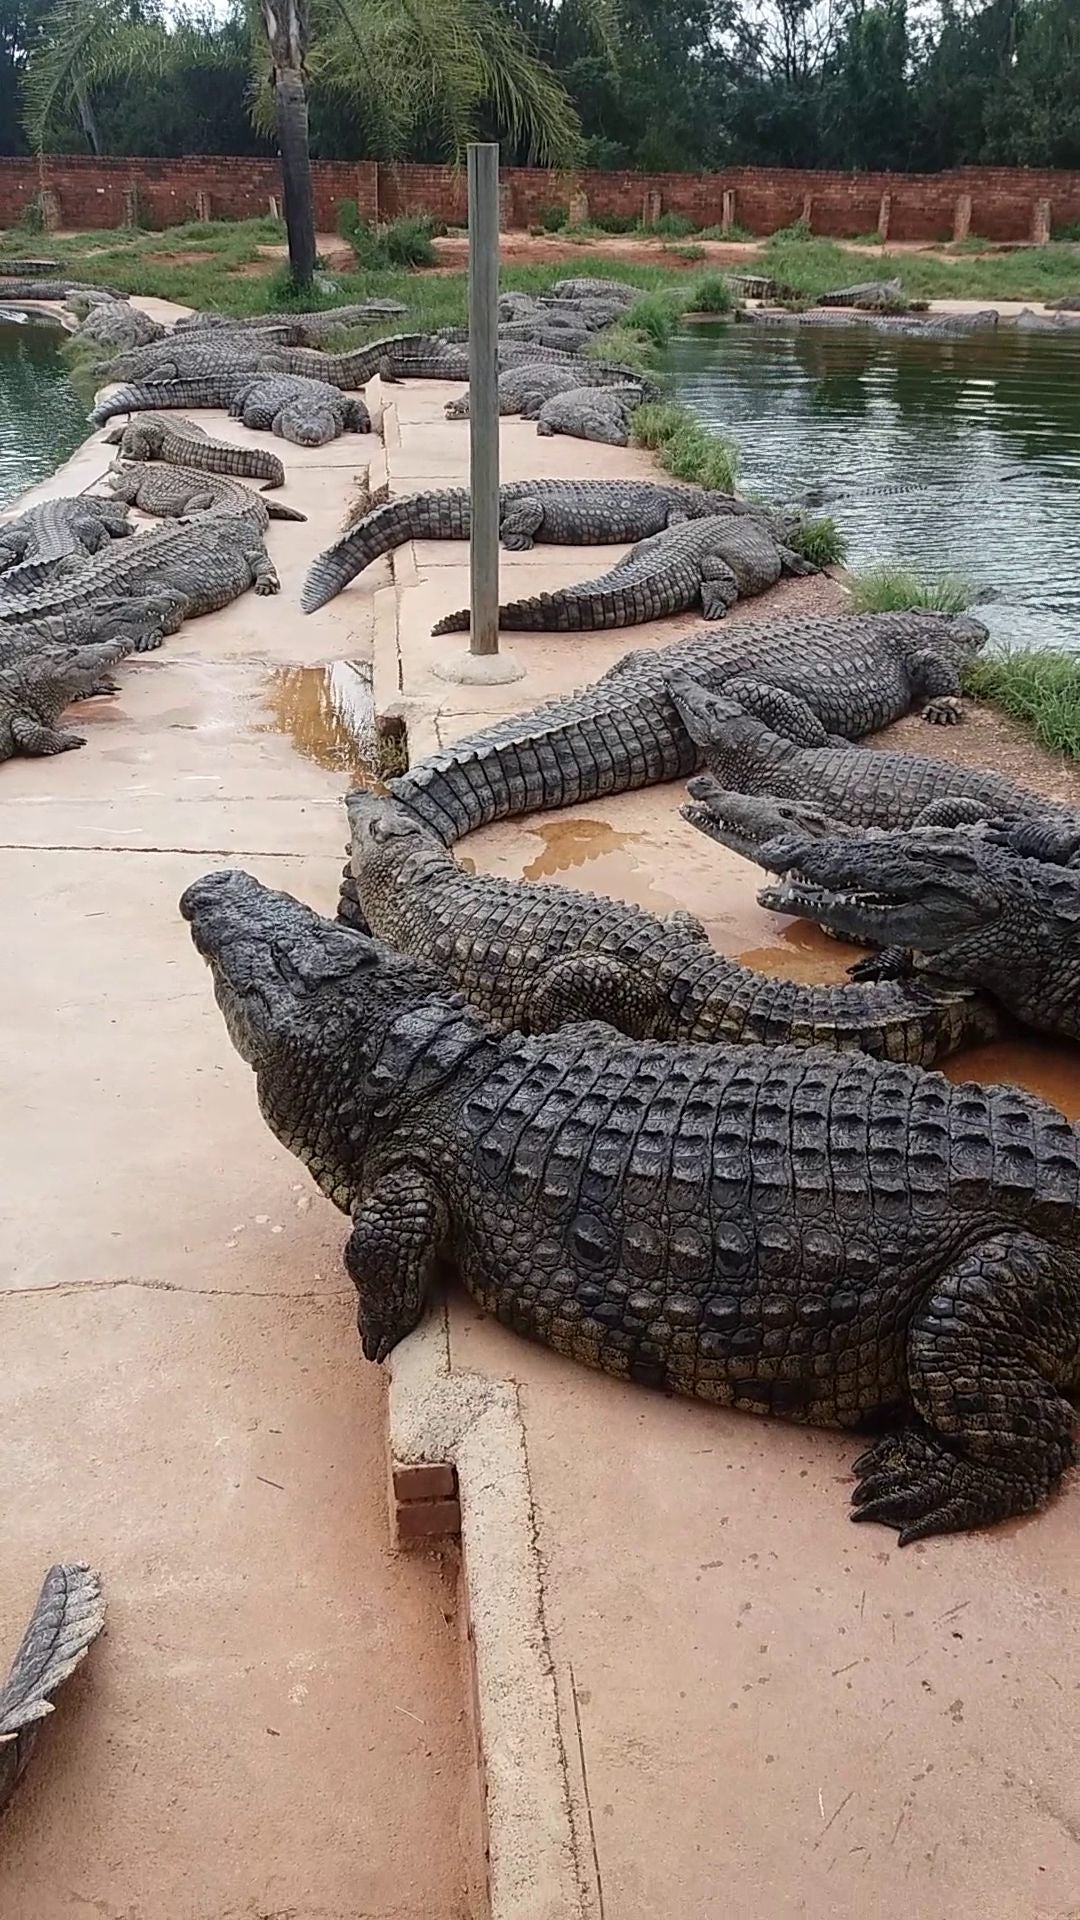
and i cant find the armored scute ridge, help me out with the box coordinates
[183,868,1080,1543]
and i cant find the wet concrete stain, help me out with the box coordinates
[519,818,682,915]
[942,1035,1080,1120]
[259,663,380,781]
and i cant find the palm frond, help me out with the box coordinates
[24,0,233,149]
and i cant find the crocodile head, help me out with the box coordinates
[666,677,792,790]
[181,869,484,1208]
[343,790,451,920]
[681,774,841,863]
[756,824,1080,1039]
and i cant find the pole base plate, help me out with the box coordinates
[432,648,525,686]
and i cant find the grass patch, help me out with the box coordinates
[965,648,1080,758]
[664,243,707,263]
[584,323,657,374]
[760,230,1080,304]
[631,399,738,492]
[790,516,848,568]
[688,272,734,313]
[849,566,973,614]
[624,290,682,346]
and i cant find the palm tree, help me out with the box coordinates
[24,0,618,291]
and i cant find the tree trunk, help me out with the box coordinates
[74,78,101,156]
[274,64,316,290]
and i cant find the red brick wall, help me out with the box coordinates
[1,155,1078,243]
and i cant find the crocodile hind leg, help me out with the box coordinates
[10,716,84,755]
[499,500,545,551]
[526,954,666,1038]
[344,1171,448,1362]
[851,1234,1079,1543]
[246,542,281,596]
[909,647,967,725]
[0,1563,106,1813]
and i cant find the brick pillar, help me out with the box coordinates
[642,187,662,228]
[268,193,281,221]
[721,188,737,235]
[877,192,891,242]
[953,192,972,242]
[39,187,61,232]
[800,191,813,229]
[568,188,589,228]
[194,189,212,223]
[1032,197,1051,245]
[123,186,139,229]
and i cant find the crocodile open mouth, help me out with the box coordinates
[759,876,897,922]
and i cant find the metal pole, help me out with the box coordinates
[468,142,500,657]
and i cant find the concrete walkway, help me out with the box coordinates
[0,318,482,1917]
[370,380,1080,1920]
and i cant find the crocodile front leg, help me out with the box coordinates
[10,716,85,755]
[910,647,967,724]
[247,543,281,596]
[851,1234,1079,1542]
[344,1169,448,1361]
[699,558,739,620]
[777,542,817,578]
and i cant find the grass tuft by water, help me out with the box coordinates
[849,566,973,613]
[632,400,739,492]
[791,516,848,568]
[965,648,1080,758]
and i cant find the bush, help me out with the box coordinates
[383,215,437,268]
[790,516,848,568]
[849,566,972,613]
[585,323,657,374]
[965,647,1080,758]
[696,223,754,242]
[538,203,567,233]
[648,211,696,238]
[16,197,45,234]
[591,212,638,235]
[689,273,734,313]
[624,291,680,346]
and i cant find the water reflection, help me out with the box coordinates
[0,318,89,507]
[668,319,1080,650]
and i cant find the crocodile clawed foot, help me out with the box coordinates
[922,696,963,726]
[850,1426,1021,1544]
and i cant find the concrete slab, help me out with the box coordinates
[0,300,483,1916]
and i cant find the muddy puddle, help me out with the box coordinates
[259,663,381,781]
[519,818,683,916]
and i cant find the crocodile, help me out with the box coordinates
[301,480,764,612]
[102,413,286,489]
[444,359,658,420]
[550,276,637,302]
[497,317,589,352]
[754,820,1080,1042]
[667,680,1080,839]
[388,612,988,846]
[174,301,407,335]
[534,383,648,446]
[104,460,306,524]
[90,376,370,445]
[336,791,996,1065]
[0,595,172,667]
[0,257,61,274]
[0,1564,106,1815]
[0,279,121,303]
[0,639,133,761]
[0,514,278,622]
[748,307,999,339]
[183,865,1080,1542]
[70,300,165,352]
[228,374,371,444]
[0,496,133,573]
[104,335,296,382]
[431,512,815,636]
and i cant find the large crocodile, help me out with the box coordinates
[103,412,286,489]
[301,480,758,612]
[668,680,1080,838]
[174,302,407,336]
[70,300,165,352]
[533,383,647,446]
[387,612,987,846]
[0,595,175,666]
[183,866,1080,1542]
[444,359,658,420]
[0,639,132,761]
[431,513,815,635]
[91,375,369,446]
[0,514,278,622]
[754,820,1080,1042]
[0,496,133,573]
[0,1564,106,1814]
[104,461,306,525]
[336,791,996,1064]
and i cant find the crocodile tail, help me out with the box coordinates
[91,384,148,425]
[301,491,471,613]
[0,1563,106,1815]
[264,500,307,522]
[432,588,587,635]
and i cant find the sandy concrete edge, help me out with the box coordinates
[389,1314,596,1920]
